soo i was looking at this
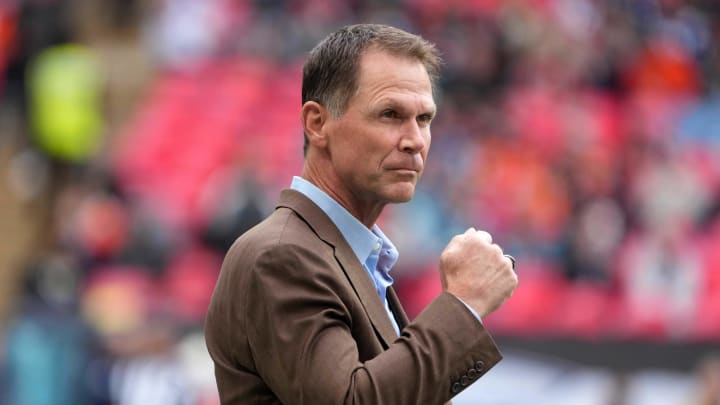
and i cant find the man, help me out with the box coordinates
[205,24,518,404]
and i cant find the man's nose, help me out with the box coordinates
[399,120,428,153]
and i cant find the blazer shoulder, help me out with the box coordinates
[225,206,331,266]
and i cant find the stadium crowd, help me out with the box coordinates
[0,0,719,403]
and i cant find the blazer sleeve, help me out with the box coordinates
[244,243,502,405]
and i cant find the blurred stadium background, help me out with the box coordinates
[1,0,719,404]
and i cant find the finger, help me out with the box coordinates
[465,227,476,234]
[504,254,516,270]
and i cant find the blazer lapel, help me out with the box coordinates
[277,189,399,347]
[387,286,410,331]
[333,244,399,346]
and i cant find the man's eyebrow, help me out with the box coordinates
[376,97,436,114]
[423,106,437,116]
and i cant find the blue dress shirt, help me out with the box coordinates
[291,176,401,335]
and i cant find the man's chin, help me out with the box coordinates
[384,184,416,203]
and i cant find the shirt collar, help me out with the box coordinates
[290,176,396,268]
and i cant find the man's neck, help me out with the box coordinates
[299,166,384,229]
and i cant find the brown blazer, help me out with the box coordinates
[205,189,502,404]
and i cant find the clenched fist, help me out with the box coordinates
[439,228,518,318]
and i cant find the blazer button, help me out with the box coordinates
[451,382,462,394]
[475,360,485,372]
[460,375,470,386]
[467,368,478,379]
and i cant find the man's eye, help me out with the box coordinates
[417,114,433,124]
[382,110,399,119]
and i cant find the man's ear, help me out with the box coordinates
[302,101,330,149]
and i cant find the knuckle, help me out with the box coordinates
[450,235,466,249]
[440,251,451,265]
[443,241,458,254]
[490,243,503,257]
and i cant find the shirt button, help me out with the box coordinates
[374,242,381,251]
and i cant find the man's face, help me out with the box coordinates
[324,48,436,208]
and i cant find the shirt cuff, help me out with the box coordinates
[455,297,483,324]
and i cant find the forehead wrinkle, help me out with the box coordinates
[360,73,435,108]
[351,50,435,116]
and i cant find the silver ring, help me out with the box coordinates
[504,254,516,270]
